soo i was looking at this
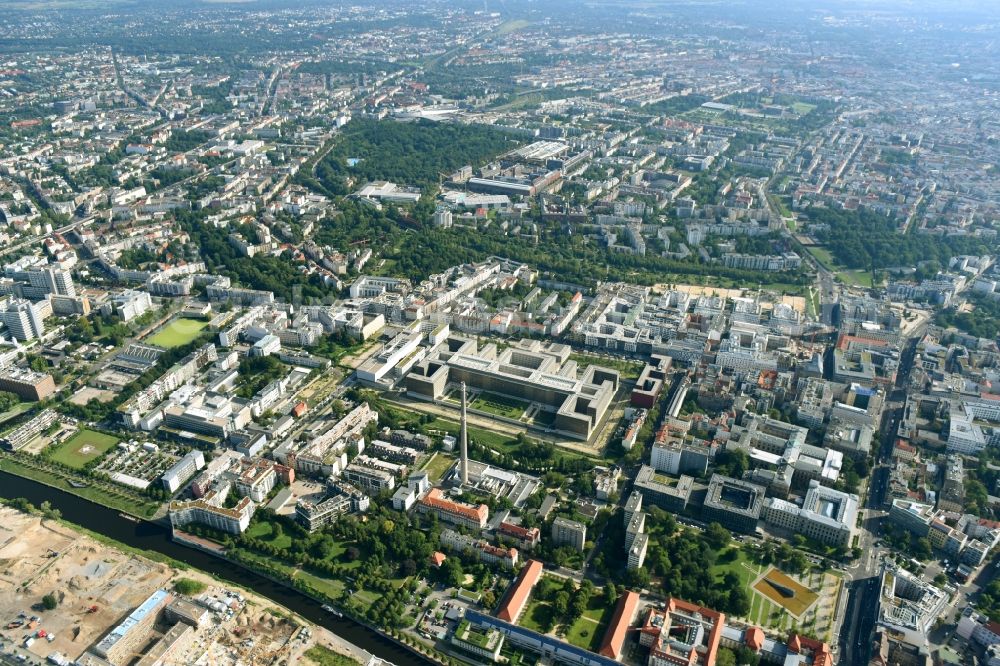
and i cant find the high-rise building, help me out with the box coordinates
[27,266,75,298]
[551,516,587,551]
[0,298,48,341]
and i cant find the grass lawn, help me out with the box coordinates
[495,18,530,35]
[711,546,761,591]
[48,429,119,469]
[565,595,613,651]
[296,570,348,601]
[791,102,817,115]
[303,645,362,666]
[424,416,513,450]
[0,402,33,427]
[806,288,820,319]
[805,245,836,271]
[421,452,455,483]
[838,270,874,287]
[470,392,529,419]
[146,317,208,348]
[565,615,604,652]
[353,589,382,607]
[520,600,556,634]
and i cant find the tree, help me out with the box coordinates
[735,646,761,666]
[440,557,464,588]
[0,391,19,412]
[552,591,570,617]
[604,582,618,608]
[174,578,207,595]
[42,594,58,610]
[705,522,732,549]
[715,647,737,666]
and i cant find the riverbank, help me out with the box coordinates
[0,503,367,666]
[0,469,433,666]
[0,453,160,518]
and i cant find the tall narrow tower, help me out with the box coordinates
[460,382,469,485]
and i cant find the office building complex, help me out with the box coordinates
[417,487,488,529]
[406,337,618,440]
[633,466,694,513]
[762,481,859,547]
[702,474,765,534]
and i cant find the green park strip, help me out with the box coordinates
[0,455,159,518]
[304,645,363,666]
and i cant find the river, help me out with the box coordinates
[0,470,433,666]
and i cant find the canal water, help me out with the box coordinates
[0,470,432,666]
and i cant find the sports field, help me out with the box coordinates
[752,567,819,618]
[146,317,208,348]
[49,429,119,469]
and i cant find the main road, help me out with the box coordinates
[837,332,921,664]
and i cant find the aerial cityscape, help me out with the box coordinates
[0,0,998,664]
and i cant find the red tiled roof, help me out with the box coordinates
[787,634,833,666]
[499,521,539,541]
[419,488,488,524]
[745,626,764,651]
[496,560,543,622]
[598,591,640,660]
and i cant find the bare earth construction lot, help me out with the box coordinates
[0,506,369,666]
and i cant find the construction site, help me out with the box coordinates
[0,505,362,666]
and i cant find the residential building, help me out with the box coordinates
[296,494,352,532]
[0,297,48,341]
[169,487,255,535]
[0,367,56,401]
[161,450,206,493]
[628,533,649,570]
[551,517,587,551]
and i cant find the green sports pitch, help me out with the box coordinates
[145,318,208,348]
[49,429,119,469]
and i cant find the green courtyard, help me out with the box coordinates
[469,392,530,419]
